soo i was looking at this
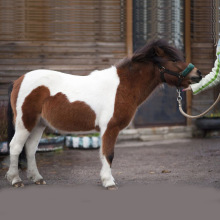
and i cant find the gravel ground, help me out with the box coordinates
[1,138,220,189]
[1,138,220,220]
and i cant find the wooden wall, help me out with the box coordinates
[190,0,219,115]
[190,0,216,73]
[0,0,127,100]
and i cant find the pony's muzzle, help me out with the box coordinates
[197,69,202,77]
[191,70,202,83]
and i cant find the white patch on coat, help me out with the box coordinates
[100,155,115,187]
[25,124,45,182]
[16,66,120,133]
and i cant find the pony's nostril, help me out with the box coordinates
[191,76,202,83]
[197,70,202,76]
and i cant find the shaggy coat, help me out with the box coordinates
[6,40,201,188]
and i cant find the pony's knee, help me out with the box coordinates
[101,145,114,166]
[101,126,119,166]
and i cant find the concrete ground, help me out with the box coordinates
[1,138,220,220]
[1,137,220,189]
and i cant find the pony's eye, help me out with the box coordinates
[172,59,177,63]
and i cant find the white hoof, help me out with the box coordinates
[27,170,43,183]
[107,185,118,190]
[35,179,47,185]
[101,175,116,188]
[6,171,22,186]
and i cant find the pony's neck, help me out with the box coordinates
[116,62,161,106]
[135,63,161,105]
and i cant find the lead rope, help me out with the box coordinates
[177,89,220,119]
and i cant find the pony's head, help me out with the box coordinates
[132,39,202,88]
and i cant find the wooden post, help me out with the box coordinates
[126,0,135,128]
[185,0,192,125]
[126,0,133,56]
[215,0,219,44]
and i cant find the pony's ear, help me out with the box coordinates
[154,47,165,57]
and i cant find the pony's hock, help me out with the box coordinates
[6,39,201,189]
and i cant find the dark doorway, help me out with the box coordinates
[132,0,186,127]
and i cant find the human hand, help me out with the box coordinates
[182,86,192,92]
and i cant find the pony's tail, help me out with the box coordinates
[7,84,14,151]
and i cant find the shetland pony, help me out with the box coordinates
[6,40,202,189]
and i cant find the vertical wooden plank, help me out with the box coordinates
[126,0,134,128]
[214,0,219,44]
[126,0,133,56]
[185,0,192,125]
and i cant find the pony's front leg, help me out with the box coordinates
[100,126,119,189]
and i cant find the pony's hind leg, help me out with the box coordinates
[6,127,30,187]
[100,126,119,189]
[25,123,46,185]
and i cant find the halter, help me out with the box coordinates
[159,63,195,87]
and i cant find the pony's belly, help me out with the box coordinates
[41,120,98,135]
[41,92,97,132]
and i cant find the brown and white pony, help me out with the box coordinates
[6,39,201,189]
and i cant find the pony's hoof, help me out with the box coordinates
[106,185,118,190]
[13,181,24,188]
[35,179,46,185]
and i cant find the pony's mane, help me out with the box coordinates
[116,39,184,68]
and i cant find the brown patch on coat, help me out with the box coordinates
[101,40,189,165]
[42,93,96,132]
[22,86,50,132]
[101,63,160,166]
[102,126,120,166]
[113,62,160,130]
[102,40,198,166]
[11,75,25,124]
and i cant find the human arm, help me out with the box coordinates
[183,40,220,94]
[190,58,220,95]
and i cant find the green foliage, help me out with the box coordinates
[205,112,220,118]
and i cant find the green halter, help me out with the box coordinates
[181,63,195,77]
[159,63,195,87]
